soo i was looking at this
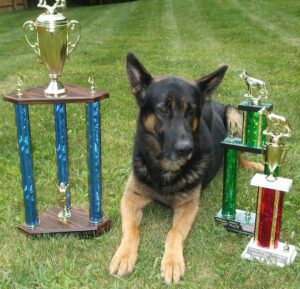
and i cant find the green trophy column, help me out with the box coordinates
[222,148,238,219]
[243,111,267,148]
[239,101,272,149]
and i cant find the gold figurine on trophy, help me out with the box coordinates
[88,74,96,96]
[240,70,268,105]
[57,182,71,223]
[16,75,24,98]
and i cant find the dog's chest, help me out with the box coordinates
[143,182,197,206]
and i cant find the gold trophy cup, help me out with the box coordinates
[23,0,81,98]
[265,143,287,182]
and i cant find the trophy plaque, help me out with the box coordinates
[3,1,111,237]
[215,71,273,235]
[242,112,297,267]
[23,0,80,98]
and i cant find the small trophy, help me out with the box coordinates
[57,183,71,223]
[23,0,81,98]
[242,112,297,267]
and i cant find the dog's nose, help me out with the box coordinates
[175,140,193,157]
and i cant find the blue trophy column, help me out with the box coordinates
[54,104,71,209]
[86,101,102,223]
[14,104,39,227]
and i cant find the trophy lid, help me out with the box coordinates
[36,0,67,27]
[36,13,67,27]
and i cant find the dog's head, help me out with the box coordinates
[126,53,228,170]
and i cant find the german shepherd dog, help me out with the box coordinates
[109,53,259,284]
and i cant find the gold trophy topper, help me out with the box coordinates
[37,0,66,14]
[259,108,292,181]
[259,107,292,145]
[16,75,24,98]
[88,74,96,95]
[240,70,268,105]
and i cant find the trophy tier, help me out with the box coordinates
[221,137,266,154]
[238,101,273,113]
[18,206,111,237]
[4,83,109,104]
[4,83,110,237]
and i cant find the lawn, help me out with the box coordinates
[0,0,300,288]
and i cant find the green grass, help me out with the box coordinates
[1,0,300,288]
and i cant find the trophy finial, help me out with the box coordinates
[88,74,96,95]
[259,107,292,145]
[239,70,268,105]
[16,75,24,98]
[37,0,66,15]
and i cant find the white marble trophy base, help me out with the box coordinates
[242,237,297,267]
[250,173,293,192]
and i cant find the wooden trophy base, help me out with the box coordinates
[18,206,111,238]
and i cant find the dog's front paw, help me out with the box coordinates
[109,245,137,277]
[161,251,186,285]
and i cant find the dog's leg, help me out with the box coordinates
[109,173,152,277]
[161,190,200,284]
[239,154,264,171]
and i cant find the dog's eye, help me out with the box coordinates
[157,106,169,114]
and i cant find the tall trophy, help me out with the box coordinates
[23,0,81,98]
[3,1,111,237]
[241,111,297,267]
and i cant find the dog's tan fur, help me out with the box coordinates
[226,106,264,172]
[109,172,201,284]
[239,156,264,171]
[109,173,152,277]
[192,117,199,131]
[143,114,156,134]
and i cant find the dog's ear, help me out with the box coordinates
[126,53,153,102]
[196,65,228,100]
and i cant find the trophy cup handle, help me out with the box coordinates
[67,20,81,57]
[23,21,40,57]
